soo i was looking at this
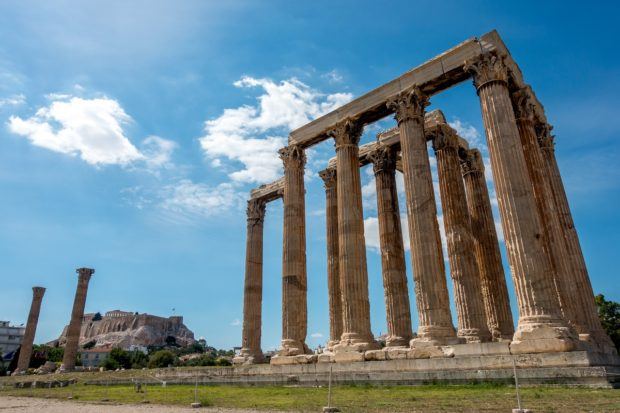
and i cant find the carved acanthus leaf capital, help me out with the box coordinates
[460,148,485,176]
[431,125,459,153]
[368,146,397,175]
[32,286,46,298]
[278,144,306,170]
[247,198,267,224]
[327,118,363,148]
[387,86,429,125]
[76,267,95,281]
[464,52,509,92]
[512,87,536,122]
[319,168,337,189]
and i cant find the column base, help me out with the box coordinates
[577,332,619,356]
[489,327,514,342]
[385,335,412,347]
[457,328,492,344]
[414,325,463,346]
[278,339,311,357]
[233,349,264,365]
[11,370,26,376]
[510,320,578,354]
[333,332,380,353]
[326,340,340,352]
[57,364,73,373]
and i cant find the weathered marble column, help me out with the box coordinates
[319,168,343,350]
[512,88,583,333]
[538,127,617,353]
[387,88,459,346]
[14,287,46,374]
[238,198,267,364]
[465,52,577,353]
[328,119,379,352]
[278,145,310,356]
[61,268,94,371]
[432,128,491,343]
[368,146,413,347]
[460,149,514,340]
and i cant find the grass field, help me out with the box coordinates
[1,382,619,412]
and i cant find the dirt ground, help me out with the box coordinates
[0,396,282,413]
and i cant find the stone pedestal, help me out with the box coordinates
[388,87,459,346]
[14,287,46,374]
[460,149,514,341]
[465,52,577,354]
[277,145,310,357]
[320,168,343,351]
[328,119,379,352]
[237,198,267,364]
[432,128,491,343]
[60,268,94,372]
[369,146,413,347]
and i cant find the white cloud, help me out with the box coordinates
[7,95,175,168]
[310,332,323,339]
[321,69,344,83]
[199,76,353,184]
[449,118,483,148]
[0,94,26,107]
[230,319,241,327]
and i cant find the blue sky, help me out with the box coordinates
[1,1,619,351]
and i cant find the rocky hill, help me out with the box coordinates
[54,310,195,349]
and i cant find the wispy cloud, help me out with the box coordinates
[0,93,26,107]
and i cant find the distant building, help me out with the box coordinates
[79,348,112,368]
[0,321,25,361]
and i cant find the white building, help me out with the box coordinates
[0,321,25,360]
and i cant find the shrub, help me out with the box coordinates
[148,350,177,368]
[595,294,620,351]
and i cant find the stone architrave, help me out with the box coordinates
[328,119,379,352]
[538,127,617,353]
[14,287,46,374]
[238,198,267,364]
[277,145,310,356]
[387,88,459,346]
[432,127,491,343]
[368,146,413,347]
[464,52,577,353]
[512,88,584,333]
[460,149,514,340]
[61,268,94,371]
[319,168,343,350]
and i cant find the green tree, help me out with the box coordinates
[148,350,177,368]
[595,294,620,351]
[47,347,64,363]
[100,357,119,371]
[130,350,148,369]
[107,348,132,369]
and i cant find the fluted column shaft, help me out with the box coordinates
[512,89,584,334]
[387,88,458,345]
[461,149,514,340]
[240,198,266,363]
[329,119,378,352]
[62,268,94,371]
[278,145,309,356]
[320,168,343,349]
[15,287,46,374]
[369,147,413,347]
[465,52,576,353]
[433,129,491,343]
[538,131,616,352]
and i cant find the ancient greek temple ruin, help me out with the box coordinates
[234,30,619,367]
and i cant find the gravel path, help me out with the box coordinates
[0,396,284,412]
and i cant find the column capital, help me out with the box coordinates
[511,87,536,123]
[319,168,337,189]
[247,198,266,224]
[460,148,485,177]
[76,268,94,279]
[431,125,459,153]
[32,286,46,298]
[535,123,555,151]
[328,118,363,148]
[368,146,397,175]
[387,86,429,125]
[279,144,306,170]
[464,52,509,92]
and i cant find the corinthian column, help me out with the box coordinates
[14,287,46,374]
[277,145,309,356]
[319,168,343,350]
[328,119,379,352]
[512,88,583,334]
[387,88,459,346]
[460,149,514,340]
[538,128,617,353]
[61,268,94,371]
[464,52,577,353]
[237,198,267,364]
[432,128,491,343]
[368,146,413,347]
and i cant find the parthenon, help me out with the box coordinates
[234,30,618,366]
